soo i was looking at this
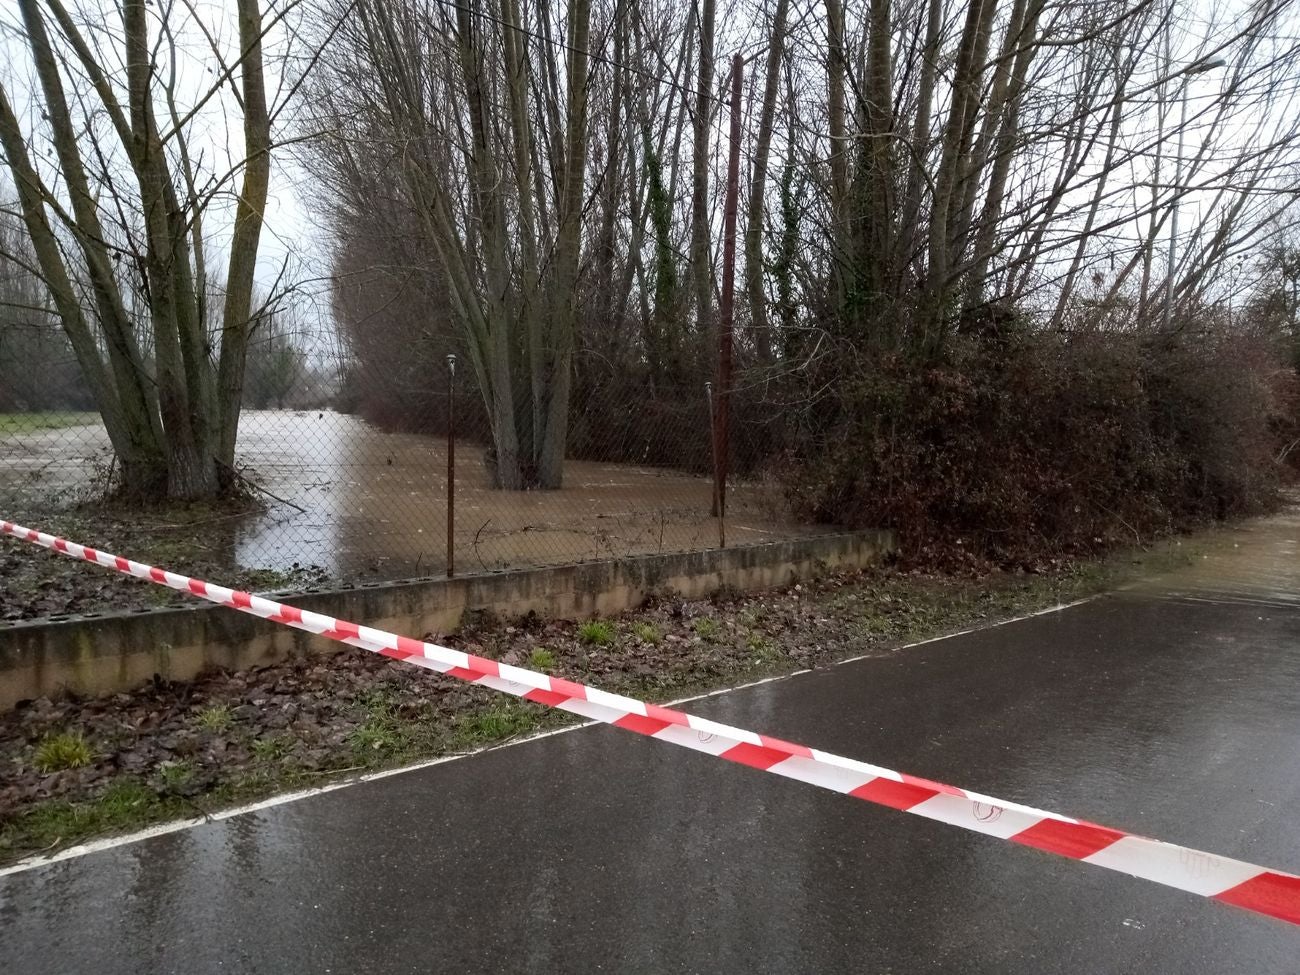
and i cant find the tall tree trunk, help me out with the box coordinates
[536,0,592,489]
[896,0,942,286]
[853,0,896,344]
[0,82,166,497]
[963,0,1044,307]
[13,0,168,497]
[455,0,523,488]
[502,0,544,482]
[923,0,999,355]
[590,0,628,357]
[689,0,716,355]
[216,0,273,488]
[644,130,679,381]
[743,0,789,364]
[124,0,218,499]
[825,0,849,313]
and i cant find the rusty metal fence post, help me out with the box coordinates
[446,353,456,577]
[715,53,742,538]
[705,381,724,548]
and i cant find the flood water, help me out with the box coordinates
[0,410,821,578]
[1130,501,1300,609]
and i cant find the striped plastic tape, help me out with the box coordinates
[2,517,1297,926]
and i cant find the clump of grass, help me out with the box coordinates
[350,719,405,753]
[577,619,616,646]
[692,617,722,641]
[99,779,153,816]
[347,689,418,757]
[157,760,193,791]
[746,632,781,662]
[196,705,232,732]
[2,802,95,855]
[33,732,94,773]
[0,780,186,859]
[528,647,557,670]
[629,621,662,644]
[251,734,292,762]
[454,704,539,745]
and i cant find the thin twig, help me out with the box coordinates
[471,519,492,572]
[216,459,307,512]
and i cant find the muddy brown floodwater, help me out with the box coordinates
[0,410,824,579]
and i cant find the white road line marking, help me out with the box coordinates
[0,598,1091,878]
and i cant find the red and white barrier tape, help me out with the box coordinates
[3,518,1299,926]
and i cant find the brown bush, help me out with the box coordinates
[781,321,1289,568]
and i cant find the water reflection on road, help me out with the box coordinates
[1130,501,1300,609]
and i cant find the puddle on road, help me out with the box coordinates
[1129,501,1300,608]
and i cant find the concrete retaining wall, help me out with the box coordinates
[0,530,893,710]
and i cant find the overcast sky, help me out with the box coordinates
[2,0,1298,346]
[0,0,334,347]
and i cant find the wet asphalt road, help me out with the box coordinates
[3,518,1300,972]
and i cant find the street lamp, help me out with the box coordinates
[1163,57,1227,331]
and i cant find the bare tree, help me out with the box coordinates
[743,0,790,362]
[244,308,307,410]
[307,0,592,488]
[0,0,273,500]
[301,0,1300,480]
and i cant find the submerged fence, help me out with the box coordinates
[0,370,815,584]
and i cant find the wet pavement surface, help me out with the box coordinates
[3,515,1300,972]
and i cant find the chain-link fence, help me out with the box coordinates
[0,359,824,585]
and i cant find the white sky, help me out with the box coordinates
[2,0,1299,344]
[0,0,332,345]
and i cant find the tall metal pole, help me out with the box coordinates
[715,53,742,533]
[446,353,456,577]
[705,381,723,548]
[1163,82,1190,332]
[1162,57,1225,331]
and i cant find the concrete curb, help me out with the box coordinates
[0,530,893,709]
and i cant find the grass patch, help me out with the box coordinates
[196,705,232,732]
[99,779,154,816]
[33,731,94,773]
[251,734,292,763]
[156,760,193,792]
[528,647,557,670]
[349,718,407,754]
[746,632,782,662]
[1,700,564,861]
[346,689,426,756]
[692,617,722,641]
[0,779,190,859]
[577,619,616,646]
[453,703,539,746]
[629,621,662,644]
[0,411,97,434]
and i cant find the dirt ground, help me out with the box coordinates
[0,410,822,581]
